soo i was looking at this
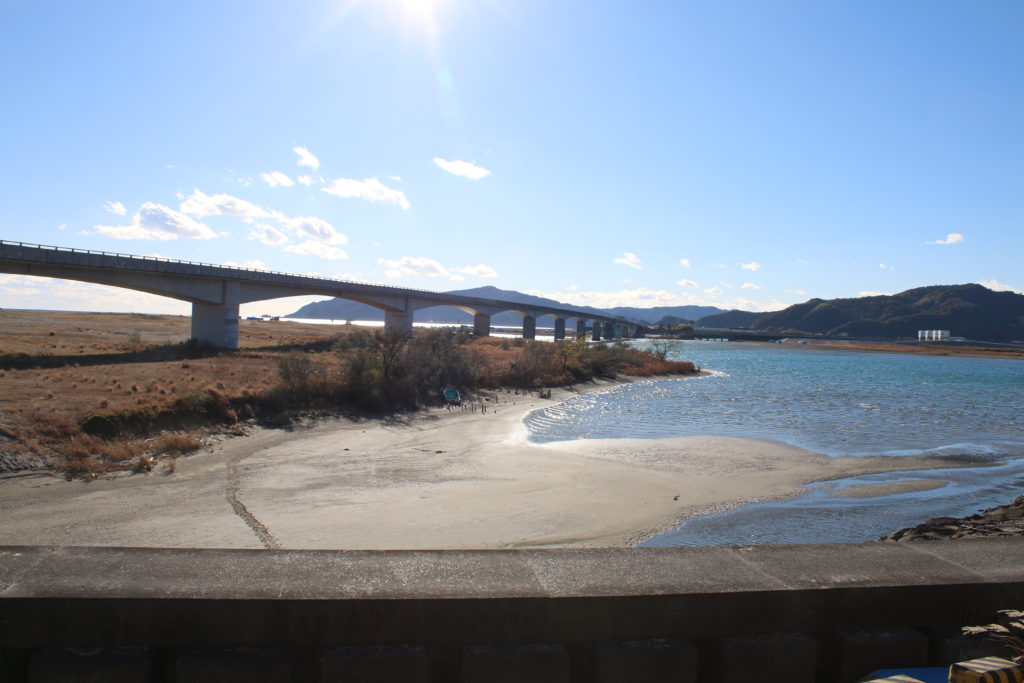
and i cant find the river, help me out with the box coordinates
[524,341,1024,545]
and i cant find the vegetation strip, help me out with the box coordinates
[0,311,696,478]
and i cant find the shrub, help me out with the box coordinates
[276,352,314,393]
[155,430,203,456]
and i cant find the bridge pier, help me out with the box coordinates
[473,313,490,337]
[384,310,414,337]
[190,281,240,348]
[576,320,587,339]
[603,321,614,340]
[522,316,536,340]
[591,322,601,341]
[553,318,566,341]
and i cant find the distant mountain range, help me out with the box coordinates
[701,284,1024,341]
[288,285,723,327]
[288,283,1024,342]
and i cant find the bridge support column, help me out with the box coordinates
[576,321,587,339]
[522,316,536,340]
[473,313,491,337]
[190,281,240,348]
[591,322,601,341]
[603,322,614,340]
[384,310,414,337]
[553,318,566,341]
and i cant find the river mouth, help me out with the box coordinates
[525,341,1024,545]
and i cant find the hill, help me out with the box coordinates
[746,284,1024,341]
[287,285,724,326]
[695,309,767,329]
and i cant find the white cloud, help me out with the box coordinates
[879,263,894,271]
[237,177,252,187]
[859,290,890,297]
[741,282,763,290]
[453,264,499,278]
[103,201,127,216]
[222,259,269,270]
[980,279,1023,294]
[377,256,450,278]
[284,241,348,260]
[613,252,643,270]
[0,274,42,296]
[293,146,320,170]
[433,157,491,180]
[297,175,315,186]
[740,261,761,271]
[928,232,964,245]
[179,189,275,218]
[280,216,347,245]
[92,202,216,240]
[704,286,724,297]
[677,279,698,288]
[248,223,289,246]
[261,171,295,188]
[679,258,691,268]
[322,177,409,209]
[57,223,66,230]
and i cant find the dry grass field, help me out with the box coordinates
[0,310,695,477]
[799,340,1024,359]
[0,311,348,475]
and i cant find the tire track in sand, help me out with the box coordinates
[226,452,280,549]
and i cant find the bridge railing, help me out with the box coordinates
[0,239,420,292]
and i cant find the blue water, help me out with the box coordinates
[523,341,1024,545]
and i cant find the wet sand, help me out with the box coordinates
[0,378,979,549]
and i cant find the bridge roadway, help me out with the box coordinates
[0,241,634,348]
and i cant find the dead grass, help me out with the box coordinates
[0,311,695,477]
[790,341,1024,359]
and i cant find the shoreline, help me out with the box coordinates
[0,374,996,550]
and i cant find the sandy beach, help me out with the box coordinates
[0,377,981,549]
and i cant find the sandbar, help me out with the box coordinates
[0,378,983,549]
[828,479,948,499]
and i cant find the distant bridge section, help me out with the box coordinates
[0,241,636,348]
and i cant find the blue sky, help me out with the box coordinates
[1,0,1021,317]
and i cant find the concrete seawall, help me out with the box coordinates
[2,540,1022,682]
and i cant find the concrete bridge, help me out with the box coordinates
[0,241,636,348]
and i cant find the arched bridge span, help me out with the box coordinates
[0,241,636,348]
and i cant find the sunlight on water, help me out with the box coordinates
[525,341,1024,458]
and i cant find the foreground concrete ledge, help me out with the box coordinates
[1,538,1021,601]
[2,540,1022,681]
